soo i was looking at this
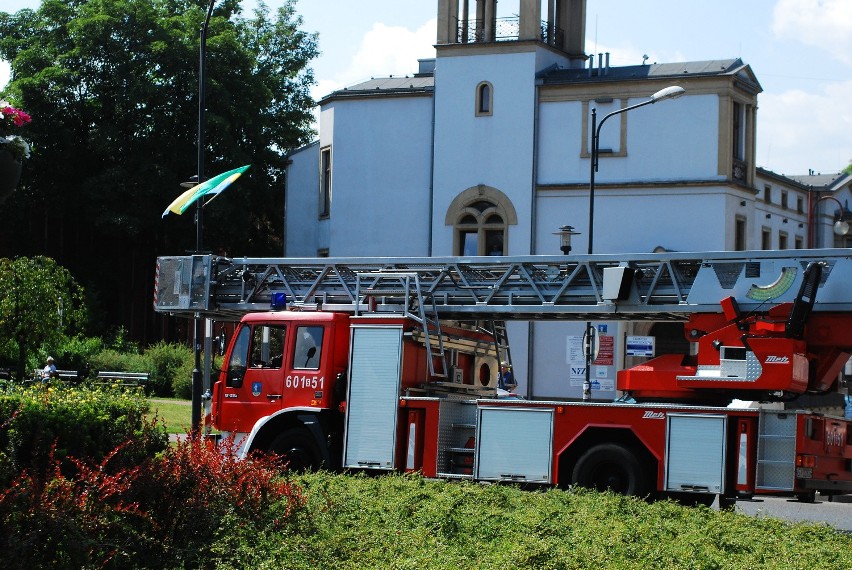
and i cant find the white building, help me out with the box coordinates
[284,0,844,401]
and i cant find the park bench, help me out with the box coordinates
[95,371,150,387]
[29,368,83,383]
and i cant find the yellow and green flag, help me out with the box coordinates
[162,165,250,217]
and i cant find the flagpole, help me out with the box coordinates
[192,0,216,434]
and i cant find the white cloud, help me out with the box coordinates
[772,0,852,64]
[323,19,436,94]
[757,80,852,174]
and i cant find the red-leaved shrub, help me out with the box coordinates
[0,434,304,569]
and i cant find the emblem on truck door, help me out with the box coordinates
[251,382,262,397]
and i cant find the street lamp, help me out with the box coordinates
[554,225,580,255]
[583,85,685,401]
[815,196,851,244]
[190,0,216,433]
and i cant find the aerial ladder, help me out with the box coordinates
[156,248,852,403]
[154,248,852,502]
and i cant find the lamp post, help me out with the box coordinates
[190,0,216,433]
[814,195,851,246]
[583,85,685,401]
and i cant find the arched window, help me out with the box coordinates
[446,185,517,256]
[476,81,493,116]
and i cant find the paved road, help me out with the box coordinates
[726,494,852,532]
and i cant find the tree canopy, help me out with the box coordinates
[0,256,87,378]
[0,0,318,341]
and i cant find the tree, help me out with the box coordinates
[0,256,87,379]
[0,0,318,341]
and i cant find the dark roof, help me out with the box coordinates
[541,58,761,92]
[320,75,434,104]
[784,172,851,190]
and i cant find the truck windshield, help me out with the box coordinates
[226,325,251,387]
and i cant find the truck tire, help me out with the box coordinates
[571,443,650,497]
[795,490,817,503]
[268,427,323,472]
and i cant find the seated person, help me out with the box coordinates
[41,356,58,381]
[498,361,516,391]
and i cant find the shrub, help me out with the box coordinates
[171,353,223,400]
[0,435,304,569]
[172,356,196,399]
[88,343,197,398]
[141,341,192,397]
[33,335,104,380]
[0,385,167,487]
[89,348,142,374]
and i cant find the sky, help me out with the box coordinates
[2,0,850,176]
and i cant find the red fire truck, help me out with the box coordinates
[155,249,852,505]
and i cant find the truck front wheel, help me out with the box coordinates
[269,427,323,472]
[571,443,651,497]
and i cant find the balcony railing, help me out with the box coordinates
[455,16,563,46]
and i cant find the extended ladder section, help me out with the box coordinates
[154,249,852,321]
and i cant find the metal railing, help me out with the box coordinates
[454,17,563,46]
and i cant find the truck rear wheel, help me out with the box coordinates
[269,427,322,472]
[571,443,650,497]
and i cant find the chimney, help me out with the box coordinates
[605,52,610,75]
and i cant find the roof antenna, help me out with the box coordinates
[642,54,649,65]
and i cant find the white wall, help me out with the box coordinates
[537,93,721,185]
[325,96,434,256]
[285,142,320,256]
[535,187,730,255]
[431,50,540,255]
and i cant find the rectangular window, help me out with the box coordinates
[460,230,479,256]
[485,230,504,255]
[778,232,788,250]
[763,185,771,203]
[734,217,747,251]
[594,99,620,153]
[732,101,743,160]
[796,196,804,214]
[250,325,287,369]
[781,191,788,210]
[293,326,324,370]
[761,227,772,250]
[319,147,331,219]
[795,236,804,249]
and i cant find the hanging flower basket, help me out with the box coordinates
[0,148,22,201]
[0,100,32,201]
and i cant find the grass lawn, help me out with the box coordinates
[146,397,192,434]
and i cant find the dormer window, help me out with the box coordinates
[476,81,493,116]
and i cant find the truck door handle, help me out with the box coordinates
[680,485,710,491]
[267,394,282,400]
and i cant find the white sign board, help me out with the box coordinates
[626,335,655,357]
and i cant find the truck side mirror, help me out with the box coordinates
[304,346,317,368]
[217,328,227,357]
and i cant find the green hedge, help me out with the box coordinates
[0,384,167,487]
